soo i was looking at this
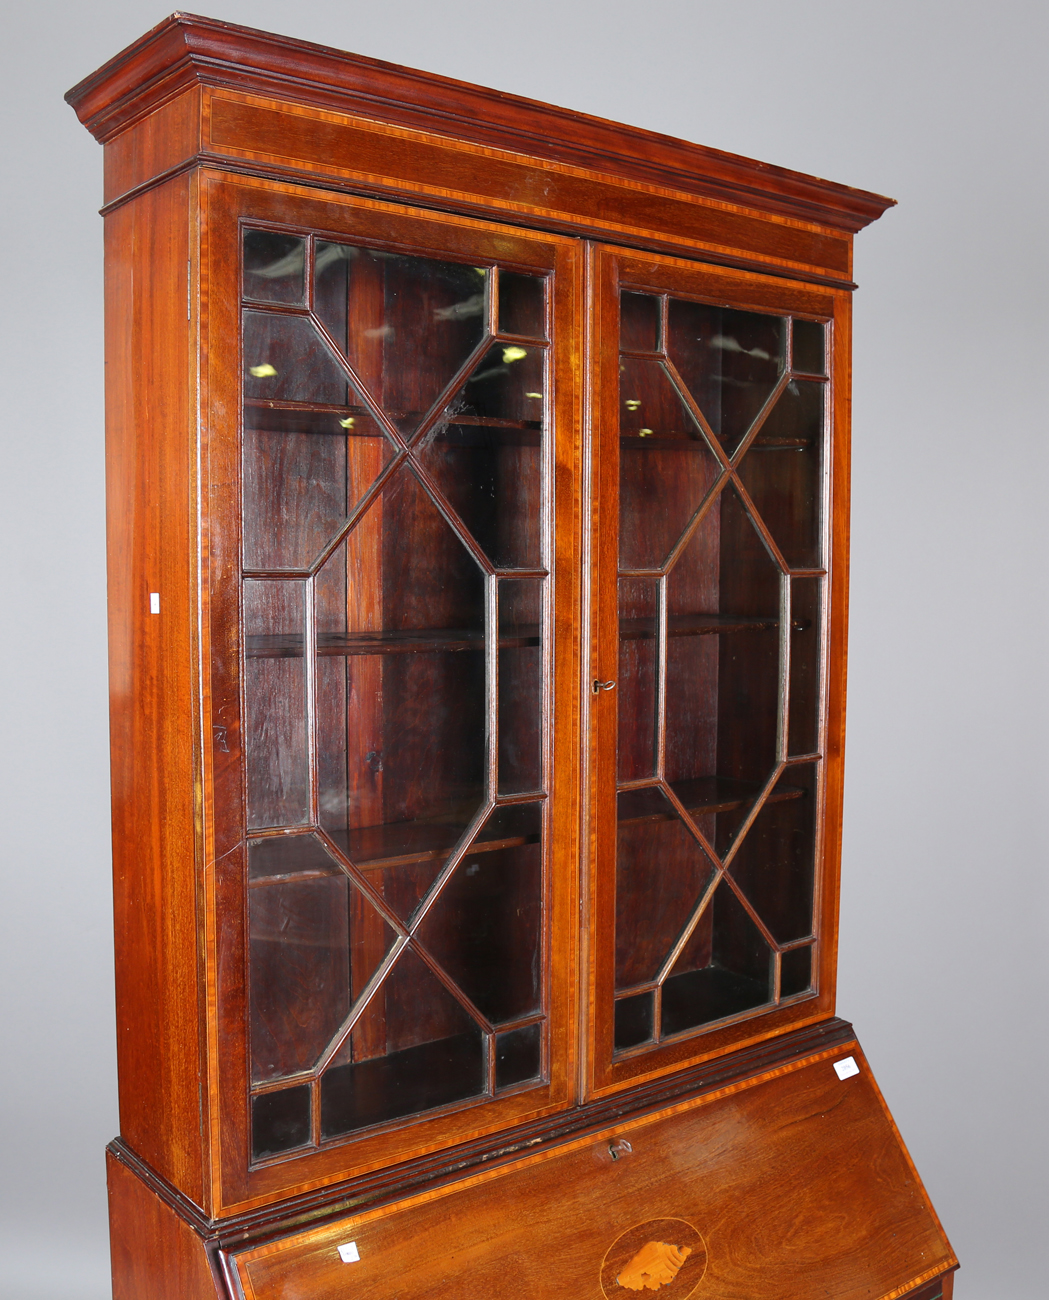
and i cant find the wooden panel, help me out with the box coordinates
[104,174,206,1203]
[102,84,202,206]
[231,1048,955,1300]
[202,91,852,284]
[107,1149,222,1300]
[66,14,894,236]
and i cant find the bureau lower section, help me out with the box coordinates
[107,1042,956,1300]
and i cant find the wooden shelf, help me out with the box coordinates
[244,398,542,440]
[619,776,804,825]
[620,432,809,450]
[248,815,541,884]
[246,625,541,658]
[620,613,778,639]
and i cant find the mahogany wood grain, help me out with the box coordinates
[107,1147,222,1300]
[230,1047,955,1300]
[203,172,584,1214]
[69,27,938,1300]
[66,14,893,234]
[104,173,207,1203]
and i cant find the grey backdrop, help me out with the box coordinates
[2,2,1046,1297]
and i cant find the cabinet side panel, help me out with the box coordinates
[105,177,205,1201]
[107,1149,224,1300]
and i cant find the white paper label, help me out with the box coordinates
[834,1056,860,1081]
[337,1242,360,1264]
[149,593,160,614]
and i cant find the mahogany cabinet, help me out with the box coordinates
[67,14,957,1299]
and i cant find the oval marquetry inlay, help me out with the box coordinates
[600,1218,707,1297]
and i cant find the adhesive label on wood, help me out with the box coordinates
[336,1241,360,1263]
[833,1056,860,1081]
[601,1219,707,1297]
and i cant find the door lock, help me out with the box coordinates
[592,679,617,693]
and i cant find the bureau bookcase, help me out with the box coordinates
[67,14,957,1299]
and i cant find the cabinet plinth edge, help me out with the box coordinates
[66,12,895,234]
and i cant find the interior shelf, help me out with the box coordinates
[619,776,804,824]
[248,814,542,883]
[620,613,779,638]
[246,626,540,658]
[620,432,809,450]
[244,398,541,438]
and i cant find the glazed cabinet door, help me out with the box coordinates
[586,245,851,1095]
[202,172,583,1211]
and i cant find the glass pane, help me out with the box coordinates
[498,271,546,339]
[736,380,824,569]
[242,406,394,571]
[666,300,785,457]
[243,230,305,304]
[788,576,822,757]
[615,787,717,990]
[251,1086,311,1158]
[314,242,487,435]
[792,318,825,376]
[248,835,397,1084]
[495,1023,543,1088]
[780,944,814,997]
[727,764,818,945]
[619,358,720,570]
[312,469,487,924]
[320,948,484,1137]
[415,802,543,1024]
[620,291,660,352]
[243,312,348,405]
[662,880,773,1034]
[664,485,782,855]
[417,343,545,568]
[238,228,552,1141]
[499,580,543,794]
[614,991,654,1051]
[243,580,308,829]
[618,579,658,783]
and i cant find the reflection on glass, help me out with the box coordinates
[242,408,394,571]
[243,230,305,304]
[666,300,785,456]
[243,580,308,829]
[314,242,487,435]
[243,312,348,405]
